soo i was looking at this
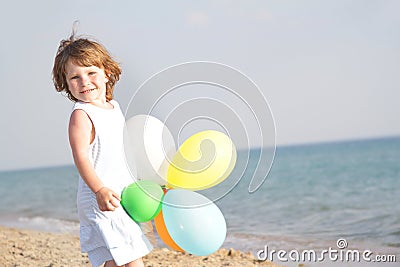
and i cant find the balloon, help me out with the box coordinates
[162,189,226,256]
[167,130,236,190]
[121,180,163,222]
[154,210,184,252]
[124,115,176,185]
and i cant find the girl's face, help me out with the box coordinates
[65,59,109,105]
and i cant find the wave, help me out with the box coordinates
[0,216,79,235]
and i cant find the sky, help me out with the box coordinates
[0,0,399,171]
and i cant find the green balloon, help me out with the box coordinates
[121,180,163,222]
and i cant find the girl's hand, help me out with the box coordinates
[95,187,121,211]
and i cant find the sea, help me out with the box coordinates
[1,136,399,266]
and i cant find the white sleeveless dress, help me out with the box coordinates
[73,100,152,267]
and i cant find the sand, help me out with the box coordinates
[0,226,283,267]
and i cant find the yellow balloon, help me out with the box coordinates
[167,130,237,190]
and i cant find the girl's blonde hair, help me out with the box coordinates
[52,35,121,102]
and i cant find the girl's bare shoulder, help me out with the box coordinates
[69,109,92,131]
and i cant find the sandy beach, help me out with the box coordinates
[0,226,283,267]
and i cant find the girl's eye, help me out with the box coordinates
[89,72,96,76]
[71,76,79,80]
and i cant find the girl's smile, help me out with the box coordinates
[81,88,96,94]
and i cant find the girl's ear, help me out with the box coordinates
[104,69,110,83]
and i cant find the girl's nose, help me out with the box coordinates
[80,75,90,86]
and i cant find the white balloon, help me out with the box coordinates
[124,115,176,185]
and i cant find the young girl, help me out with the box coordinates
[52,34,152,267]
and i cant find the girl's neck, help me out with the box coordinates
[88,99,114,110]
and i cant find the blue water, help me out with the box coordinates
[1,137,399,259]
[217,137,400,255]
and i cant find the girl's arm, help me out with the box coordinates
[69,109,121,211]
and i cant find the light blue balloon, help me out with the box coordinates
[162,189,226,256]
